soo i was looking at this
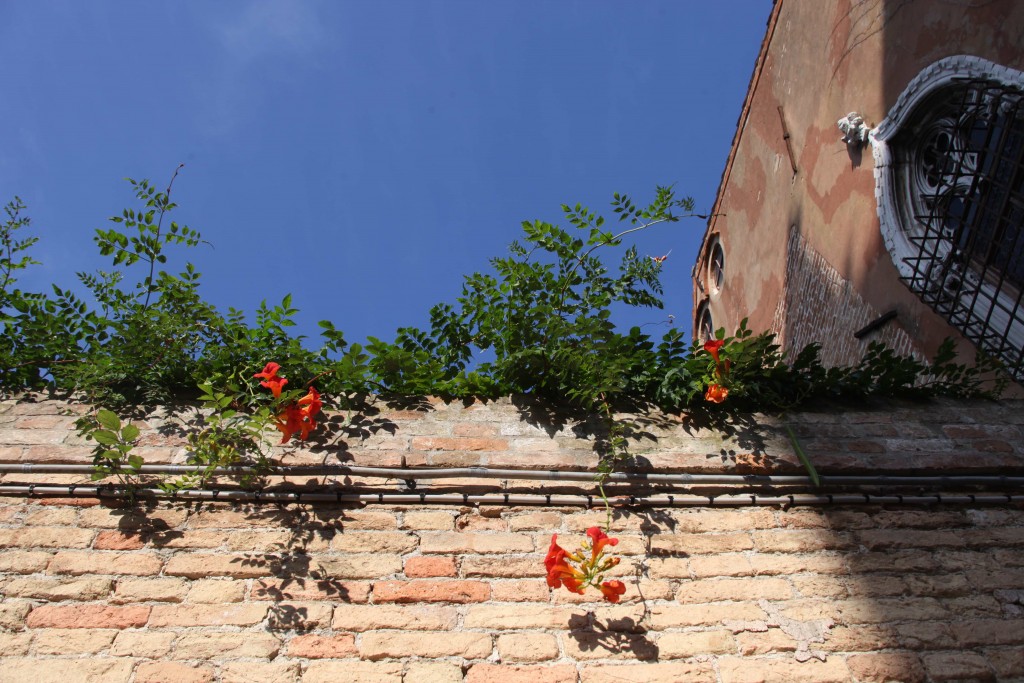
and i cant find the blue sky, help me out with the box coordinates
[1,1,771,349]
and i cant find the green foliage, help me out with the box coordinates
[75,408,145,497]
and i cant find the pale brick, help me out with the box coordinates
[405,556,457,577]
[361,630,492,659]
[110,630,175,657]
[457,514,508,532]
[225,529,295,552]
[748,553,847,575]
[112,577,187,603]
[465,664,578,683]
[509,512,563,530]
[3,576,112,601]
[497,632,559,662]
[649,603,767,629]
[174,631,281,659]
[462,556,545,578]
[490,580,551,602]
[146,530,229,549]
[646,557,690,579]
[403,662,463,683]
[221,662,302,683]
[302,661,403,683]
[373,579,489,603]
[23,507,78,526]
[78,506,187,529]
[412,436,507,451]
[163,553,273,578]
[147,603,267,627]
[420,532,534,554]
[717,656,850,683]
[0,631,32,655]
[465,604,577,629]
[267,601,333,630]
[287,633,357,658]
[688,554,754,578]
[736,629,799,655]
[837,598,947,624]
[0,526,94,548]
[0,658,134,683]
[648,532,754,555]
[676,577,794,603]
[402,511,454,530]
[0,600,31,630]
[333,604,458,631]
[314,554,402,579]
[792,575,848,598]
[25,604,149,629]
[562,631,659,660]
[0,550,51,573]
[186,578,246,603]
[752,529,851,552]
[135,661,214,683]
[331,531,418,553]
[657,630,735,657]
[580,663,717,683]
[252,577,370,603]
[338,510,399,530]
[47,550,162,575]
[847,653,926,683]
[30,628,117,654]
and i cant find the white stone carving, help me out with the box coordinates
[837,111,871,146]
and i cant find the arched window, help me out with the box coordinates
[695,300,714,342]
[873,56,1024,380]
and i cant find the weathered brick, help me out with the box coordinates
[186,578,246,603]
[0,526,94,549]
[736,629,799,655]
[0,600,31,630]
[496,633,560,662]
[93,530,145,550]
[287,633,358,658]
[0,631,32,656]
[403,662,464,683]
[331,531,418,553]
[895,622,955,650]
[147,603,267,627]
[412,436,508,451]
[676,577,793,603]
[266,601,333,630]
[752,529,851,552]
[174,631,281,659]
[302,661,403,683]
[657,630,735,657]
[25,604,149,629]
[405,555,457,577]
[3,576,112,601]
[465,664,578,683]
[580,663,717,683]
[135,662,214,683]
[648,532,754,555]
[462,556,545,578]
[717,656,850,683]
[465,604,577,629]
[836,597,947,624]
[490,580,551,602]
[0,550,51,574]
[858,529,966,550]
[252,577,370,603]
[649,603,767,629]
[952,618,1024,646]
[509,512,563,531]
[47,550,163,575]
[109,630,175,657]
[847,653,927,683]
[220,662,302,683]
[747,553,847,576]
[314,554,403,579]
[419,532,534,554]
[30,628,117,654]
[163,553,273,578]
[402,511,454,530]
[78,506,187,529]
[374,579,490,603]
[23,507,78,526]
[0,658,134,683]
[360,630,492,659]
[561,631,659,660]
[923,652,996,681]
[112,577,187,603]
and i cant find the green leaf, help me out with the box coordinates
[96,409,121,431]
[121,423,140,441]
[92,429,119,446]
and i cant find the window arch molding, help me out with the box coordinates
[872,55,1024,379]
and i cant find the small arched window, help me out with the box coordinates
[874,56,1024,380]
[695,300,714,342]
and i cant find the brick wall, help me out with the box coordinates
[1,395,1023,682]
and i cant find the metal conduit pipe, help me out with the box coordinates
[1,464,1023,488]
[0,484,1022,507]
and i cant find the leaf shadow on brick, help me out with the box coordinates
[95,500,186,546]
[225,504,351,630]
[567,609,659,661]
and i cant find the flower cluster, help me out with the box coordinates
[702,339,731,403]
[544,527,626,602]
[253,362,322,443]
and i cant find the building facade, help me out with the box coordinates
[692,0,1024,380]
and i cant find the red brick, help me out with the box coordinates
[92,530,145,550]
[374,580,490,603]
[26,604,149,629]
[47,550,162,575]
[405,556,457,577]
